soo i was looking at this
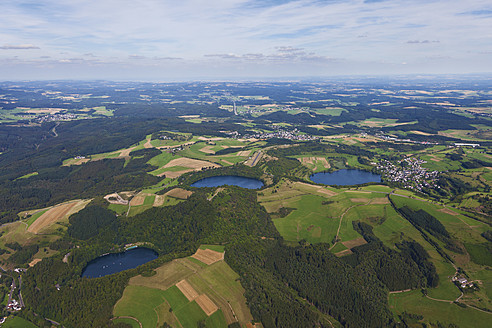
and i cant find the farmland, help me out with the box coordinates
[115,246,253,328]
[0,80,491,327]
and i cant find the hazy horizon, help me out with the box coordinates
[1,0,491,80]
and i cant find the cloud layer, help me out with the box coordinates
[0,0,491,79]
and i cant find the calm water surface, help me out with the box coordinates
[82,247,158,278]
[310,169,381,186]
[191,175,264,189]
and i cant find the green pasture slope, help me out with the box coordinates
[2,316,38,328]
[113,285,168,328]
[390,290,492,328]
[273,194,340,244]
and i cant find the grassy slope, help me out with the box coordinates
[113,285,169,328]
[389,290,492,328]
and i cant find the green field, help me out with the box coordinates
[147,151,179,167]
[118,254,254,327]
[113,285,169,328]
[464,243,492,266]
[389,289,492,328]
[162,285,190,311]
[174,301,208,328]
[112,317,140,328]
[15,171,38,180]
[199,244,225,252]
[272,194,340,244]
[2,316,39,328]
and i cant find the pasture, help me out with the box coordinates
[113,285,171,328]
[389,289,492,328]
[2,316,39,328]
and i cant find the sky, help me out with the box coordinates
[0,0,491,80]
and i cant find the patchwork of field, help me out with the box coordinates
[115,246,253,328]
[259,179,398,247]
[258,176,492,316]
[297,156,331,171]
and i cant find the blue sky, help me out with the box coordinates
[0,0,491,80]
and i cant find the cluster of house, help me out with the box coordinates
[377,134,438,145]
[6,299,21,311]
[452,276,475,289]
[239,129,317,141]
[377,157,440,191]
[35,113,77,123]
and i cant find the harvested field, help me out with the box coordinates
[130,195,146,206]
[164,157,220,170]
[195,294,218,316]
[165,188,193,199]
[29,258,42,267]
[199,145,216,154]
[157,141,195,150]
[28,200,89,234]
[335,249,353,257]
[158,169,193,178]
[176,280,199,301]
[302,157,314,164]
[317,157,330,168]
[221,160,234,165]
[342,237,368,249]
[370,197,390,205]
[119,146,137,157]
[237,150,251,157]
[191,248,224,265]
[439,208,459,216]
[350,198,370,203]
[71,158,90,166]
[153,195,166,207]
[198,137,223,141]
[144,137,153,149]
[295,182,321,189]
[317,188,337,196]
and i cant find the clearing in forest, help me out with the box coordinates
[165,188,193,199]
[164,157,220,170]
[28,199,90,234]
[341,237,367,249]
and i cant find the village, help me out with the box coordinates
[34,113,78,123]
[377,157,440,191]
[240,128,317,141]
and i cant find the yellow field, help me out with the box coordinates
[28,199,90,234]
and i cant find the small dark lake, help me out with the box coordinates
[191,175,264,189]
[81,247,158,278]
[310,169,381,186]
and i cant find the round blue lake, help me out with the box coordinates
[81,247,158,278]
[310,169,381,186]
[191,175,264,189]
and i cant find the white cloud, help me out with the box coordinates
[0,0,490,79]
[0,44,39,50]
